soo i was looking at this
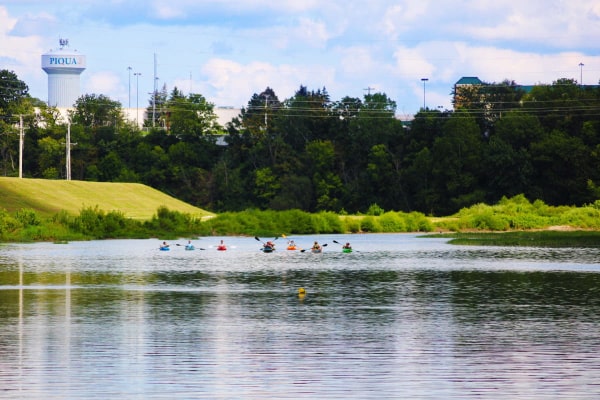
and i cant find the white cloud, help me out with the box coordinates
[295,17,331,48]
[381,1,429,39]
[10,11,57,36]
[85,71,123,100]
[199,58,335,107]
[447,0,600,49]
[0,6,47,97]
[339,46,377,76]
[0,7,42,67]
[392,46,435,80]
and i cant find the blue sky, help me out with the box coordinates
[2,0,599,117]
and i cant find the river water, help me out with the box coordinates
[1,234,600,399]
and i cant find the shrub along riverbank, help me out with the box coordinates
[0,194,599,246]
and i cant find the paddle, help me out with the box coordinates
[174,243,205,250]
[300,243,327,252]
[255,236,279,245]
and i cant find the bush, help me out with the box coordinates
[360,216,381,232]
[405,211,434,232]
[144,206,202,237]
[379,212,406,232]
[366,203,384,216]
[469,211,509,231]
[15,208,41,227]
[0,208,21,239]
[341,217,361,233]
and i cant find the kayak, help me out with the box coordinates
[159,246,170,251]
[217,245,227,251]
[287,246,297,251]
[261,246,275,253]
[185,245,195,250]
[342,248,352,253]
[311,248,322,254]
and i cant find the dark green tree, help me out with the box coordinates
[0,70,29,114]
[0,70,33,176]
[430,111,485,214]
[166,89,222,139]
[482,111,544,201]
[530,129,595,205]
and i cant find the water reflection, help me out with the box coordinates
[1,235,600,398]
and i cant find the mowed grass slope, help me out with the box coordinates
[0,177,214,220]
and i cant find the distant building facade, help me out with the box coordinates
[453,76,483,109]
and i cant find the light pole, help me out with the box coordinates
[127,66,132,109]
[421,78,428,109]
[134,72,141,126]
[579,62,584,88]
[264,94,270,129]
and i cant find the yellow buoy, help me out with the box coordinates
[298,287,306,301]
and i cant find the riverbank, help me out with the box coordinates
[425,230,600,247]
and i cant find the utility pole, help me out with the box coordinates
[264,94,270,129]
[66,122,71,180]
[19,115,23,178]
[127,66,132,109]
[153,53,157,128]
[134,72,141,126]
[363,86,375,95]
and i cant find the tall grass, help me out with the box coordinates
[438,194,600,231]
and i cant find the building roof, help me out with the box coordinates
[455,76,483,85]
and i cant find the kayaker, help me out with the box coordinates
[342,242,352,250]
[312,241,322,251]
[266,240,275,249]
[161,241,169,249]
[288,240,296,247]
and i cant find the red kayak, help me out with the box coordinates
[217,245,227,251]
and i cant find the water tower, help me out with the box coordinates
[41,39,86,108]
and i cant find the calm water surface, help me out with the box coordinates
[1,234,600,399]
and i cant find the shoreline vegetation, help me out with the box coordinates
[0,194,599,247]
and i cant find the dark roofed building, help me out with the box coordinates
[453,76,484,109]
[455,77,483,86]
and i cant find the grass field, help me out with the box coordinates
[0,177,214,220]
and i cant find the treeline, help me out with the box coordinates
[1,70,600,215]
